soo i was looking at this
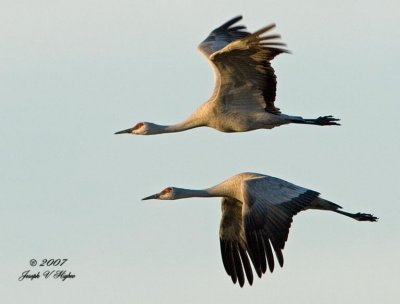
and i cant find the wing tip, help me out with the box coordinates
[252,23,276,37]
[220,15,244,29]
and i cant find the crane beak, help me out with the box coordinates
[142,193,160,200]
[114,128,133,134]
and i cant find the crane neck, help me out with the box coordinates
[173,175,245,201]
[146,121,200,134]
[164,119,203,133]
[147,108,208,134]
[175,185,232,200]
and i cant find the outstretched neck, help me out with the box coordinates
[146,121,199,134]
[176,185,230,200]
[147,111,207,135]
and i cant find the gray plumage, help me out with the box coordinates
[142,172,377,287]
[115,16,340,136]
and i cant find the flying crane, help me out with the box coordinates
[143,172,377,287]
[115,16,339,136]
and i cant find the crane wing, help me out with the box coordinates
[219,197,253,287]
[198,15,250,57]
[208,23,289,114]
[241,176,319,278]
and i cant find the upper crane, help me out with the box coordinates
[115,16,340,136]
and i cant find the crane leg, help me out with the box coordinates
[309,198,378,222]
[291,115,340,126]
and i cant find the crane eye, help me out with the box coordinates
[160,187,172,195]
[133,122,144,130]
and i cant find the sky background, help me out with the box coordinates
[1,0,399,303]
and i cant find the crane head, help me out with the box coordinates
[114,122,148,135]
[142,187,176,200]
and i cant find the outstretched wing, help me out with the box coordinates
[198,15,250,57]
[241,176,319,278]
[219,197,253,287]
[209,23,289,114]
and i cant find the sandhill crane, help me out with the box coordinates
[115,16,339,136]
[142,172,377,287]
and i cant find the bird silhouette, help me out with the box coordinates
[115,16,339,136]
[142,172,377,287]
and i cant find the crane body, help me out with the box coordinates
[115,16,339,136]
[142,172,377,287]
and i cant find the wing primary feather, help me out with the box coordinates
[232,244,245,287]
[258,34,281,41]
[256,232,267,274]
[246,231,263,278]
[266,47,291,55]
[260,42,287,46]
[219,15,243,29]
[229,25,247,31]
[263,218,285,266]
[220,238,231,275]
[274,248,284,267]
[250,24,276,38]
[261,234,275,273]
[238,245,253,285]
[228,241,238,284]
[265,223,285,266]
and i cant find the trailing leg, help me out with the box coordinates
[308,198,378,222]
[291,115,340,126]
[334,210,378,222]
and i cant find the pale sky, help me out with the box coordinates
[1,0,399,303]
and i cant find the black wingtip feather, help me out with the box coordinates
[228,243,238,284]
[220,238,255,287]
[246,233,263,278]
[276,249,284,267]
[220,15,243,29]
[220,238,231,275]
[232,245,245,287]
[238,246,253,286]
[230,25,247,31]
[263,236,275,273]
[256,232,267,274]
